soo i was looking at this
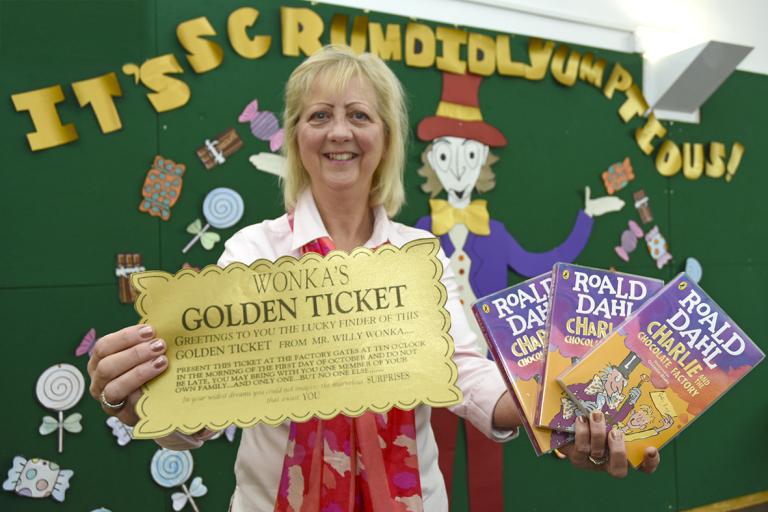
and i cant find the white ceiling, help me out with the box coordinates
[316,0,767,76]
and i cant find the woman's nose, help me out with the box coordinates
[328,117,353,141]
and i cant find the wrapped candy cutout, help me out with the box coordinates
[602,157,634,195]
[116,253,145,304]
[182,188,244,253]
[645,226,673,269]
[74,328,97,357]
[36,364,85,453]
[208,425,237,442]
[151,449,207,512]
[196,128,243,170]
[633,189,653,224]
[139,155,185,221]
[239,99,284,151]
[106,416,134,446]
[2,456,73,502]
[614,220,644,262]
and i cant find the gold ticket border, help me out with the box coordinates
[131,238,461,438]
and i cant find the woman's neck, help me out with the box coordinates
[312,190,374,252]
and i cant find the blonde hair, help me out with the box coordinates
[282,45,408,217]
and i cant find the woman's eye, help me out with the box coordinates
[310,111,328,121]
[352,111,370,121]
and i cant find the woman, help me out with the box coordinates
[88,45,659,511]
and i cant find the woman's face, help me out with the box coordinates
[297,73,386,203]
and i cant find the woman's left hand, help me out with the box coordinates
[561,411,660,478]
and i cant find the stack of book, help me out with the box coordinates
[472,263,764,466]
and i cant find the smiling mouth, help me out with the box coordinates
[451,188,467,199]
[325,152,357,161]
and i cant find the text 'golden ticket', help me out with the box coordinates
[131,238,461,439]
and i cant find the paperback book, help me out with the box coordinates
[472,273,572,455]
[535,263,664,433]
[556,273,764,467]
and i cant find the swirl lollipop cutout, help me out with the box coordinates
[36,364,85,453]
[182,188,244,253]
[151,449,206,511]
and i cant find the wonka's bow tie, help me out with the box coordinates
[429,199,490,236]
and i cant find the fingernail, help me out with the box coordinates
[153,356,167,369]
[150,339,165,352]
[591,411,604,423]
[139,325,154,339]
[577,415,587,424]
[611,430,623,441]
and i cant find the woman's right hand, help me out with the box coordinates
[87,324,168,426]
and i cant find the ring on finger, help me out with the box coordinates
[588,455,607,465]
[100,389,126,410]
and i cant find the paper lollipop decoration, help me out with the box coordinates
[182,188,244,253]
[239,99,284,151]
[106,416,134,446]
[2,456,73,502]
[36,364,85,453]
[685,257,703,283]
[151,449,207,512]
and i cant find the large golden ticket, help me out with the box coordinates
[131,238,462,439]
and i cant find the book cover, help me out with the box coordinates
[535,263,664,433]
[556,273,764,467]
[472,273,573,455]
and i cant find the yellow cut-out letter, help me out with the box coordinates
[281,7,324,57]
[550,45,580,86]
[604,62,633,99]
[330,14,368,54]
[123,54,190,112]
[369,22,402,61]
[496,35,525,77]
[468,32,495,76]
[228,7,271,59]
[177,17,224,73]
[436,26,468,74]
[635,113,667,155]
[11,85,79,151]
[405,23,436,68]
[71,72,123,134]
[682,142,704,180]
[655,140,682,177]
[525,38,555,80]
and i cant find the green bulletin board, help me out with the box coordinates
[0,1,765,510]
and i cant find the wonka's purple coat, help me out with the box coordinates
[415,211,593,298]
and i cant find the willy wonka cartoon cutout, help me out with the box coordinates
[415,72,623,510]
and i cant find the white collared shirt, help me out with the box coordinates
[159,189,515,511]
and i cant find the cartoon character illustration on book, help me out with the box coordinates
[414,71,623,510]
[615,404,674,442]
[553,351,647,432]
